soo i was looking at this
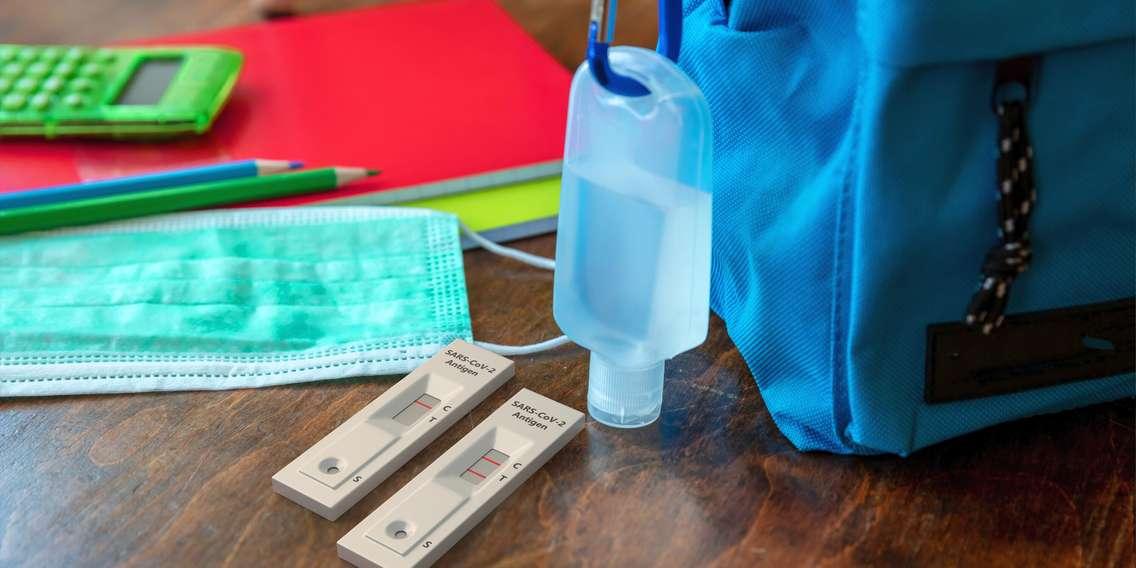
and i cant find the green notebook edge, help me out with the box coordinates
[316,161,562,242]
[402,176,560,233]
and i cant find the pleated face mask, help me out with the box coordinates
[0,207,473,396]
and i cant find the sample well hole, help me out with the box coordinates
[318,457,344,475]
[386,520,414,540]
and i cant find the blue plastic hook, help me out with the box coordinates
[587,0,682,97]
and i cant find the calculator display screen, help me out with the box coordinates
[114,58,183,106]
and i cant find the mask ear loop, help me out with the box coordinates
[461,222,555,270]
[459,223,571,355]
[474,335,573,356]
[587,0,683,97]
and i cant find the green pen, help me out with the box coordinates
[0,167,379,236]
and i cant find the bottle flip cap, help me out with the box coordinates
[587,353,665,428]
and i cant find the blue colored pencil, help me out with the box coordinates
[0,159,303,210]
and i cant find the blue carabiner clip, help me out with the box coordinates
[587,0,682,97]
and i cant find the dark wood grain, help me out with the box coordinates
[1,2,1133,567]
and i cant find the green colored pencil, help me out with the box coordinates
[0,167,379,236]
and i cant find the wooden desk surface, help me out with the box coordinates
[1,2,1132,566]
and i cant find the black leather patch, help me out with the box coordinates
[925,298,1135,403]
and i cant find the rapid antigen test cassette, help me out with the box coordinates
[338,388,585,568]
[272,340,515,520]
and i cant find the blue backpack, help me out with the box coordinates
[680,0,1135,454]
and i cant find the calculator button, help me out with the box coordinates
[2,93,27,111]
[0,78,10,93]
[0,47,14,62]
[79,63,102,77]
[26,62,51,78]
[39,47,62,62]
[13,78,38,93]
[28,93,51,111]
[41,76,65,93]
[63,93,86,108]
[1,62,24,77]
[62,47,86,62]
[53,62,76,77]
[68,77,95,92]
[16,48,39,62]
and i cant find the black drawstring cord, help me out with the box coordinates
[966,97,1038,334]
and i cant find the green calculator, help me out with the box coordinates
[0,44,242,138]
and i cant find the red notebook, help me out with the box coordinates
[0,0,570,206]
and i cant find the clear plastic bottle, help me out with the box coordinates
[554,46,713,428]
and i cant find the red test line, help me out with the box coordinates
[414,399,433,410]
[465,468,486,479]
[481,455,501,466]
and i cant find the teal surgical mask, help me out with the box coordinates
[0,207,475,396]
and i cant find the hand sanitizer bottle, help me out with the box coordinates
[553,46,713,428]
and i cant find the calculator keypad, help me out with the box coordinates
[0,45,118,116]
